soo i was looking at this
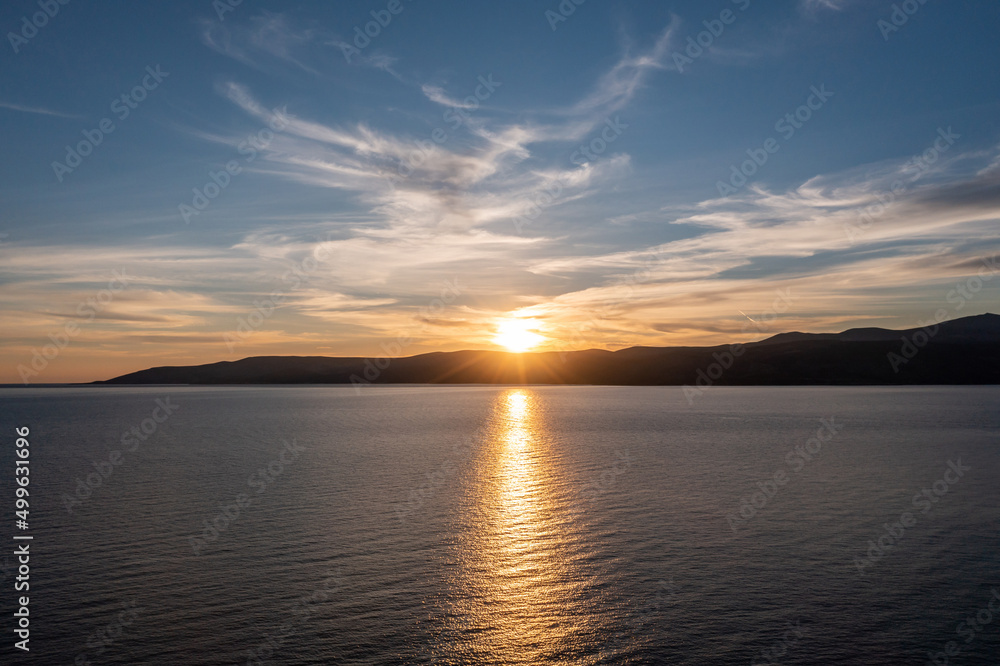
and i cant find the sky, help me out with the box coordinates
[1,0,999,383]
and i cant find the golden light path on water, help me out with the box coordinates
[444,389,606,664]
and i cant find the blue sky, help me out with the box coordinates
[1,0,999,381]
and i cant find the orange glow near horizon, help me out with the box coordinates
[491,318,546,353]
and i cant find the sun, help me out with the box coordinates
[492,318,546,353]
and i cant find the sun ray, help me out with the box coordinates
[492,318,546,353]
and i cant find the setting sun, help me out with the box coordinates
[492,319,546,352]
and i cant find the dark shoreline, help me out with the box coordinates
[85,313,1000,386]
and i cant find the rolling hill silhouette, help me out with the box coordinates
[97,313,1000,386]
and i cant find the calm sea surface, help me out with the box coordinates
[0,386,998,665]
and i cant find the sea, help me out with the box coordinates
[0,385,998,665]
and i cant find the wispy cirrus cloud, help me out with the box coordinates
[157,23,686,351]
[206,19,676,236]
[799,0,854,14]
[16,12,995,355]
[201,12,324,75]
[421,84,478,109]
[177,15,989,350]
[0,101,81,118]
[514,143,1000,346]
[570,21,677,117]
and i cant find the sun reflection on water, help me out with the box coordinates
[443,389,598,664]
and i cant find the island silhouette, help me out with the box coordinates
[96,313,1000,386]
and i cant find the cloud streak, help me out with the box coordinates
[2,7,996,383]
[0,101,80,118]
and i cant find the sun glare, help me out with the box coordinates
[492,319,545,353]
